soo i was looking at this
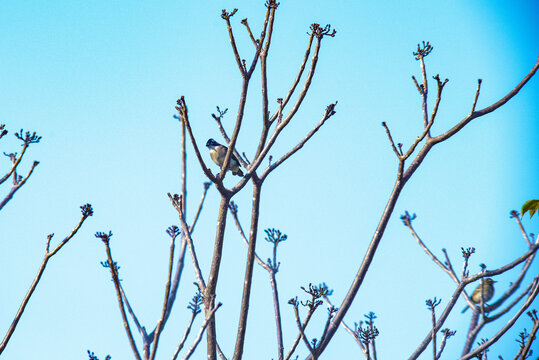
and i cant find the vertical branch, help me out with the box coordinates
[149,228,178,360]
[255,1,278,157]
[426,298,442,360]
[205,197,231,360]
[96,232,142,360]
[269,271,284,360]
[181,118,187,217]
[233,182,262,360]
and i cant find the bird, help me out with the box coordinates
[205,138,244,176]
[461,278,496,313]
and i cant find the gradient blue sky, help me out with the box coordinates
[1,1,538,359]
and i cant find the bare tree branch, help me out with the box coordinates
[181,303,222,360]
[0,205,92,355]
[260,103,337,181]
[284,309,315,360]
[233,183,263,360]
[432,56,539,145]
[240,18,258,48]
[0,161,39,212]
[221,9,244,76]
[460,278,539,360]
[0,143,29,186]
[168,193,207,292]
[409,244,539,359]
[510,210,532,248]
[292,303,316,357]
[323,295,368,357]
[308,54,539,360]
[149,228,178,360]
[97,231,142,360]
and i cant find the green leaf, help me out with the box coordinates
[521,199,539,219]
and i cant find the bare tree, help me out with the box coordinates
[85,2,539,360]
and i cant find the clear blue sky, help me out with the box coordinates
[1,1,538,359]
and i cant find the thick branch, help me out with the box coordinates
[233,183,262,360]
[205,197,230,360]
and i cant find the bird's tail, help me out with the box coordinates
[234,169,244,177]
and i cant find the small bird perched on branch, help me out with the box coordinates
[206,138,244,176]
[461,278,496,313]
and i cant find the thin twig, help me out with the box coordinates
[171,310,199,360]
[149,231,177,360]
[0,142,29,186]
[100,235,142,360]
[222,9,244,76]
[217,341,228,360]
[284,309,315,360]
[519,310,539,359]
[175,98,224,192]
[0,161,39,212]
[292,304,316,357]
[323,295,367,357]
[382,122,402,158]
[432,56,539,144]
[181,303,222,360]
[119,283,148,340]
[240,18,258,48]
[260,102,337,181]
[510,210,532,247]
[190,182,211,233]
[168,193,207,291]
[430,75,449,123]
[412,75,423,95]
[229,202,269,270]
[469,79,482,115]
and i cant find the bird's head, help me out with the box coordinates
[484,278,496,285]
[206,138,219,148]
